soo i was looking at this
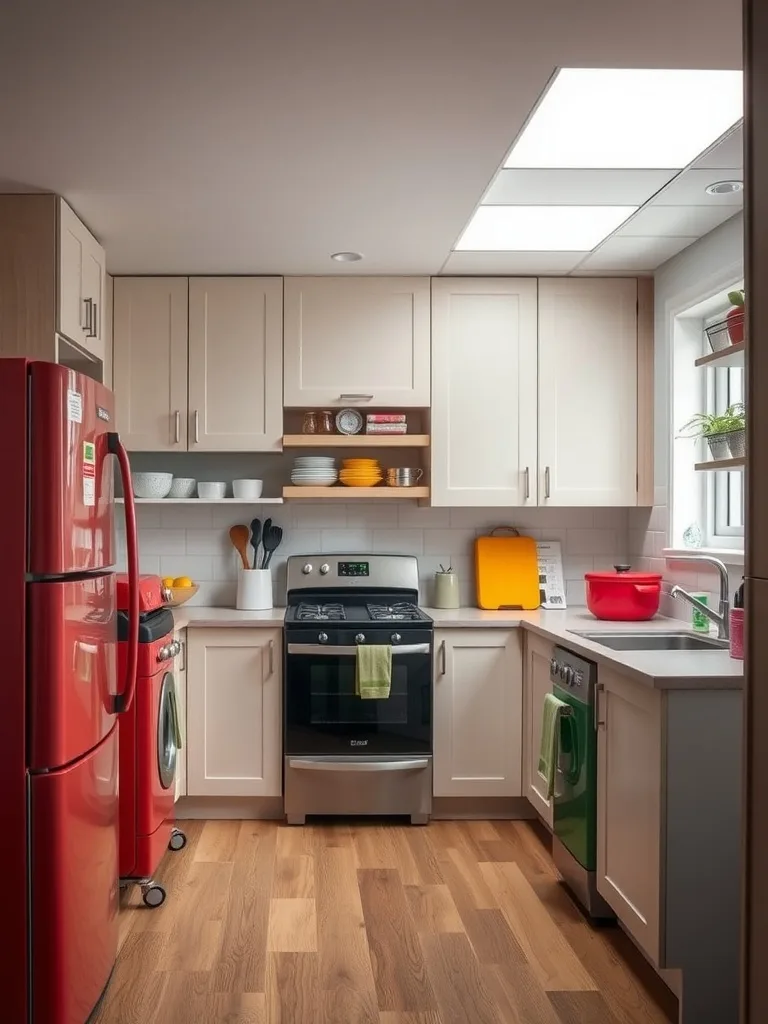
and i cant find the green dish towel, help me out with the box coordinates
[356,645,392,699]
[538,693,570,799]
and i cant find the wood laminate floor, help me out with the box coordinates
[96,819,678,1024]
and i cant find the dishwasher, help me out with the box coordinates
[550,645,614,919]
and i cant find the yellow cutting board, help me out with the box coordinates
[475,531,540,610]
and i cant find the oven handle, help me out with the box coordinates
[286,643,430,656]
[288,758,430,773]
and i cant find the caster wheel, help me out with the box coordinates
[141,883,166,908]
[169,828,187,851]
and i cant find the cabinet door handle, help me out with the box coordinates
[439,640,446,676]
[544,466,551,500]
[174,410,180,444]
[82,297,93,334]
[92,301,98,338]
[339,394,373,402]
[180,640,186,672]
[268,639,275,677]
[524,466,530,500]
[194,409,199,444]
[594,682,605,730]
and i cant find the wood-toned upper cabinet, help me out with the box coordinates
[433,629,523,798]
[283,277,431,407]
[188,277,283,450]
[538,278,638,506]
[597,667,662,963]
[58,199,106,361]
[523,632,555,828]
[431,278,538,506]
[113,277,189,451]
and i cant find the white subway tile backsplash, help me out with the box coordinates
[565,579,587,605]
[129,502,630,607]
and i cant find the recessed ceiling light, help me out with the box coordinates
[504,68,743,170]
[331,251,363,262]
[455,205,637,252]
[705,180,743,195]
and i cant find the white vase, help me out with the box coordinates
[236,569,273,610]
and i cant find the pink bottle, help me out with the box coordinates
[730,579,744,660]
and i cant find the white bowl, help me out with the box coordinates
[290,478,337,487]
[167,477,197,499]
[232,479,264,500]
[131,472,173,499]
[197,481,227,500]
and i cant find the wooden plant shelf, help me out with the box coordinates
[283,433,430,448]
[283,486,430,499]
[695,341,745,368]
[694,456,746,471]
[115,497,284,504]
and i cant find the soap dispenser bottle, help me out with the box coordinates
[730,578,744,660]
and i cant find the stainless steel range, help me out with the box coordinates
[283,554,433,825]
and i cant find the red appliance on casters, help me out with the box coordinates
[0,359,140,1024]
[116,577,186,907]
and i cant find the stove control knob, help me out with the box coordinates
[318,632,329,644]
[319,563,330,575]
[158,645,169,662]
[302,563,313,575]
[355,633,366,644]
[391,633,402,643]
[564,666,574,686]
[559,664,568,681]
[550,658,559,677]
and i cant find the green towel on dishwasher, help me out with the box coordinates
[538,693,570,799]
[356,645,392,699]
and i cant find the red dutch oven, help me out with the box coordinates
[585,564,662,621]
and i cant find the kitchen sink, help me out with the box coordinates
[569,631,729,652]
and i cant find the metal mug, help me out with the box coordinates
[386,467,424,487]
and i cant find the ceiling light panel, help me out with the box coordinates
[505,69,743,170]
[455,205,637,251]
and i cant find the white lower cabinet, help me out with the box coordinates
[597,665,662,963]
[522,632,555,828]
[173,630,187,802]
[186,628,282,798]
[433,629,522,797]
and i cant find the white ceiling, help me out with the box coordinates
[0,0,743,276]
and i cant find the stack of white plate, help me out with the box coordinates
[290,456,338,487]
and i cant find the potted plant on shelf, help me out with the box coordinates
[678,404,745,461]
[726,290,745,345]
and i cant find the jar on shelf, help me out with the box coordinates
[317,411,335,434]
[302,411,318,434]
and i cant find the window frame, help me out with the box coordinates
[704,361,744,548]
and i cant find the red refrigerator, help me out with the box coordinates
[0,359,139,1024]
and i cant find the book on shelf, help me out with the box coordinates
[365,423,408,434]
[366,414,407,424]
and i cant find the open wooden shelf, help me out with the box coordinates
[283,433,429,448]
[116,497,284,504]
[694,456,746,471]
[695,341,745,368]
[283,486,429,499]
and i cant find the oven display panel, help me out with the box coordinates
[338,561,370,577]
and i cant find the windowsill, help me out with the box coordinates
[663,547,745,566]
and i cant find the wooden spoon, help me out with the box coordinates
[229,524,251,570]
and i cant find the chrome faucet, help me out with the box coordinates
[669,556,730,640]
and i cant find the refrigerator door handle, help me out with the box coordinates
[108,432,139,714]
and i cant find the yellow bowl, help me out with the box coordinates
[165,584,199,607]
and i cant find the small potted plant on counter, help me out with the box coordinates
[726,290,745,345]
[678,404,745,461]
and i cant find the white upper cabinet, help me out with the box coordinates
[538,278,638,506]
[113,277,189,451]
[431,278,538,506]
[283,277,431,407]
[188,277,283,451]
[58,199,106,361]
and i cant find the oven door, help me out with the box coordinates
[284,639,432,755]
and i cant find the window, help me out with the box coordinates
[706,362,744,547]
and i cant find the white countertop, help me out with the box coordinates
[172,605,743,690]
